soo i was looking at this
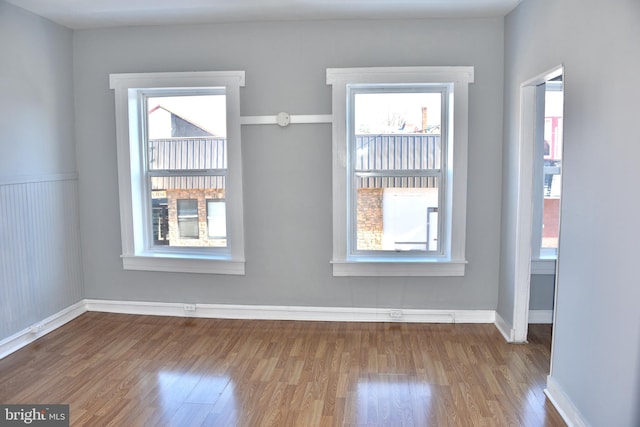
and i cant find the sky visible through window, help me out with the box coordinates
[355,92,441,135]
[148,94,227,137]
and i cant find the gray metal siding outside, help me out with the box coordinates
[148,135,439,190]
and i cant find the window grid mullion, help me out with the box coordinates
[148,169,228,177]
[355,170,441,178]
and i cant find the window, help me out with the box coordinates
[110,71,245,275]
[177,199,199,239]
[206,199,226,239]
[531,77,563,274]
[326,67,473,276]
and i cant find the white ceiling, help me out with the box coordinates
[6,0,523,30]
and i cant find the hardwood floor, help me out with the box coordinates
[0,313,565,426]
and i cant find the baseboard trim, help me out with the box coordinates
[0,299,499,361]
[84,299,495,324]
[495,312,515,342]
[545,376,589,427]
[528,309,553,324]
[0,300,86,360]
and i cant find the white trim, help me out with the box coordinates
[0,172,78,186]
[512,65,564,343]
[326,66,472,276]
[331,260,466,277]
[528,310,553,324]
[240,114,332,125]
[326,66,474,85]
[0,299,506,360]
[512,83,536,342]
[109,71,246,275]
[109,71,245,90]
[0,301,86,360]
[545,376,589,427]
[495,311,516,342]
[121,255,245,275]
[85,299,495,323]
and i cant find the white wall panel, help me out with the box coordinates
[0,176,83,341]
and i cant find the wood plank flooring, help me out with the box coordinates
[0,313,565,426]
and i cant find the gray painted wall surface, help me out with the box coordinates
[502,0,640,425]
[73,19,505,309]
[529,274,554,311]
[0,1,76,179]
[0,1,83,342]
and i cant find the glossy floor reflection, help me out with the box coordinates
[157,372,236,425]
[0,313,566,426]
[352,376,432,425]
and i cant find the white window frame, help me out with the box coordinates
[326,66,473,277]
[110,71,245,275]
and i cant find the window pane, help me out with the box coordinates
[146,92,228,249]
[151,192,169,245]
[207,200,227,238]
[356,178,439,252]
[147,94,226,138]
[354,92,442,171]
[354,134,441,171]
[352,90,443,254]
[151,178,226,248]
[147,94,227,171]
[542,86,563,251]
[177,199,198,239]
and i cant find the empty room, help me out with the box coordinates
[0,0,638,425]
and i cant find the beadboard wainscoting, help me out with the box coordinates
[0,174,84,344]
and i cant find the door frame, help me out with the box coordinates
[512,65,564,342]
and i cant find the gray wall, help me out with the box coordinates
[0,1,83,341]
[0,1,76,178]
[501,0,640,425]
[530,274,554,311]
[73,19,505,310]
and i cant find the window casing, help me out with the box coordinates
[327,67,473,276]
[110,71,245,275]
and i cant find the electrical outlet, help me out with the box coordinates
[183,304,197,312]
[389,310,403,319]
[29,324,44,334]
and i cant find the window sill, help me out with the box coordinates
[531,258,556,275]
[331,259,467,277]
[122,254,245,275]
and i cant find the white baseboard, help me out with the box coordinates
[0,299,589,427]
[495,311,515,342]
[0,300,86,360]
[84,299,495,324]
[545,376,589,427]
[0,299,496,360]
[528,309,553,324]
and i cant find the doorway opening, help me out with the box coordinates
[512,66,564,343]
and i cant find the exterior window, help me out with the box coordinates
[147,92,227,248]
[327,67,473,276]
[110,71,245,275]
[206,199,226,239]
[531,78,563,273]
[177,199,199,239]
[351,88,444,255]
[541,83,563,256]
